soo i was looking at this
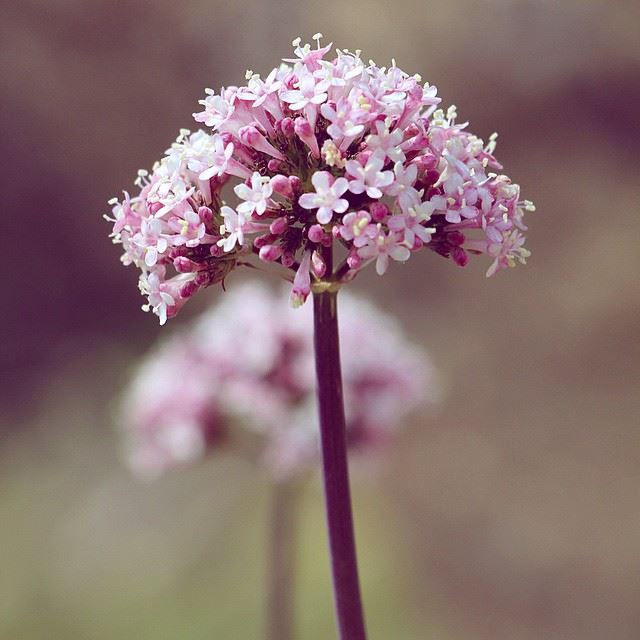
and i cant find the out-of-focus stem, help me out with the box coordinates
[313,288,368,640]
[266,479,298,640]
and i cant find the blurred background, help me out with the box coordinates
[1,0,639,638]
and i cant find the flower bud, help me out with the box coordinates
[307,224,325,243]
[259,244,284,262]
[294,117,320,158]
[253,233,276,249]
[271,174,294,198]
[270,216,289,235]
[288,175,302,195]
[369,202,390,222]
[280,117,295,138]
[347,252,362,270]
[451,246,468,267]
[267,159,284,172]
[447,230,465,247]
[198,206,214,226]
[311,250,326,278]
[281,251,295,268]
[173,257,199,273]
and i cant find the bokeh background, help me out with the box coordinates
[2,1,639,638]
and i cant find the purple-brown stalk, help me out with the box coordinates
[313,279,368,640]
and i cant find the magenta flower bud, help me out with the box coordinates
[404,123,420,138]
[355,149,372,165]
[451,246,468,267]
[259,244,284,262]
[210,244,225,257]
[281,251,295,268]
[280,117,295,138]
[422,154,438,171]
[347,252,362,270]
[194,271,211,286]
[270,216,289,235]
[424,169,440,186]
[369,202,390,222]
[239,125,285,160]
[271,174,294,198]
[148,201,163,216]
[253,233,276,249]
[180,281,199,298]
[173,256,199,273]
[288,175,301,195]
[311,250,326,278]
[267,159,284,172]
[307,224,325,243]
[294,117,320,158]
[198,206,214,225]
[414,155,433,176]
[447,230,465,246]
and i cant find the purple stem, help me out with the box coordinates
[313,289,368,640]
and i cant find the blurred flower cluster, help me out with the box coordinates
[120,282,436,479]
[107,34,533,324]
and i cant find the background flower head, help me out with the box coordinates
[119,282,437,480]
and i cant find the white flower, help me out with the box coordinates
[365,121,406,163]
[146,175,194,218]
[198,136,235,180]
[357,225,411,275]
[298,171,349,224]
[217,206,245,252]
[384,162,421,213]
[280,72,328,111]
[234,172,273,216]
[387,202,436,247]
[345,152,394,199]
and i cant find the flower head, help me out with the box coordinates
[107,35,533,323]
[119,282,436,479]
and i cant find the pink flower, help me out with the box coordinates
[234,172,273,216]
[119,281,437,479]
[107,35,533,323]
[384,161,421,213]
[357,226,411,275]
[320,97,367,143]
[387,202,436,247]
[289,250,312,308]
[339,210,377,248]
[364,120,406,163]
[134,217,168,267]
[280,72,328,111]
[168,209,207,247]
[345,152,394,199]
[298,171,349,224]
[196,135,234,180]
[140,268,193,325]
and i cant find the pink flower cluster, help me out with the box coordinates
[120,282,435,479]
[107,35,534,324]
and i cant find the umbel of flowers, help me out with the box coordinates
[120,282,434,479]
[107,34,534,325]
